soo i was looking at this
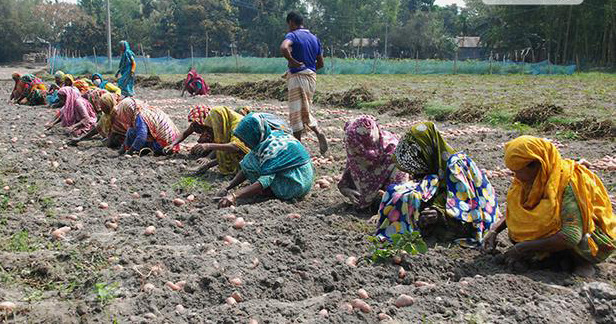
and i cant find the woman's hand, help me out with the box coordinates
[117,147,126,156]
[163,144,175,155]
[418,208,441,228]
[192,144,210,156]
[214,188,228,200]
[340,188,361,205]
[218,193,236,209]
[482,230,499,253]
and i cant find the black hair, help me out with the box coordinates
[286,11,303,26]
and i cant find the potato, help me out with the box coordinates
[287,213,301,219]
[345,256,358,267]
[222,214,236,221]
[398,267,407,279]
[3,186,9,191]
[174,220,184,228]
[351,298,372,313]
[64,178,74,185]
[144,226,156,235]
[357,289,369,299]
[414,281,435,288]
[378,313,393,321]
[225,297,237,306]
[160,191,167,198]
[229,277,242,286]
[394,294,414,308]
[165,281,181,291]
[110,178,117,185]
[338,302,353,314]
[223,235,238,245]
[186,194,195,202]
[52,226,71,240]
[155,211,165,219]
[106,222,118,230]
[0,301,16,313]
[173,198,185,206]
[99,202,109,209]
[131,192,140,199]
[318,309,329,318]
[52,161,60,168]
[250,258,260,269]
[233,217,246,229]
[392,255,402,265]
[175,304,186,314]
[230,291,243,302]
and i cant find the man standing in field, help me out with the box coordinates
[280,11,328,154]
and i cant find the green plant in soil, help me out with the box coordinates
[0,194,9,212]
[367,231,428,263]
[173,176,212,192]
[94,282,119,306]
[7,230,37,252]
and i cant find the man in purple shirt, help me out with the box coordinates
[280,11,328,155]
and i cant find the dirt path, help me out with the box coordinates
[0,82,615,323]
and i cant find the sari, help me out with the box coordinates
[73,79,96,94]
[119,98,179,152]
[117,41,136,97]
[234,113,314,200]
[504,136,615,260]
[201,106,250,175]
[20,74,47,105]
[184,69,209,96]
[376,122,500,246]
[342,115,408,208]
[57,87,97,136]
[92,73,121,95]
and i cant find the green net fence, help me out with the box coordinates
[49,56,577,75]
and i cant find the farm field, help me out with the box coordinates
[0,74,615,323]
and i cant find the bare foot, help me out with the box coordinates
[573,262,595,278]
[317,133,328,155]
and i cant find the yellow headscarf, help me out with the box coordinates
[504,136,615,255]
[98,93,118,136]
[203,106,250,174]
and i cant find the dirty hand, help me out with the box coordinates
[418,208,440,228]
[218,193,236,209]
[482,230,499,253]
[340,188,361,205]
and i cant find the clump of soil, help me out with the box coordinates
[378,97,426,117]
[135,75,162,88]
[566,118,616,139]
[514,103,564,125]
[210,80,287,101]
[317,86,375,109]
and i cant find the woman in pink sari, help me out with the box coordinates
[181,68,209,97]
[337,115,408,209]
[45,87,97,136]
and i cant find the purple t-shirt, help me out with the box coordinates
[284,29,322,73]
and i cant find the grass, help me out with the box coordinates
[94,282,119,306]
[173,176,212,192]
[6,230,37,252]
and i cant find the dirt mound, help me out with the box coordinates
[378,98,426,117]
[567,118,616,139]
[210,80,287,101]
[135,75,162,88]
[317,86,375,109]
[514,103,564,125]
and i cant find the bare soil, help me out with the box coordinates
[0,81,615,323]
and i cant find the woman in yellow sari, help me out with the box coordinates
[165,106,249,175]
[484,136,616,277]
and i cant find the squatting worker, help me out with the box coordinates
[279,11,328,155]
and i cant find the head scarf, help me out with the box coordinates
[394,122,455,178]
[12,73,21,82]
[234,113,311,175]
[86,88,114,113]
[97,93,121,136]
[73,79,95,94]
[202,106,249,173]
[504,136,615,255]
[54,70,65,80]
[58,87,96,127]
[20,74,35,84]
[188,105,211,126]
[63,74,75,86]
[119,41,135,70]
[91,73,109,88]
[344,115,402,208]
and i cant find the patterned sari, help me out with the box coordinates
[184,69,209,96]
[376,122,501,246]
[342,115,408,208]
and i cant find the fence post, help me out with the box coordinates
[489,51,493,75]
[93,47,98,72]
[191,45,194,69]
[453,50,458,74]
[139,44,149,75]
[414,51,419,74]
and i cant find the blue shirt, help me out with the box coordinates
[284,29,322,73]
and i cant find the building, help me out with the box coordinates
[455,36,482,60]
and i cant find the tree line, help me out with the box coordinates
[0,0,614,66]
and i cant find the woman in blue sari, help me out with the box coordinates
[115,41,136,97]
[217,113,314,208]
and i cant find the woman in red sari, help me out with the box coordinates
[181,68,209,97]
